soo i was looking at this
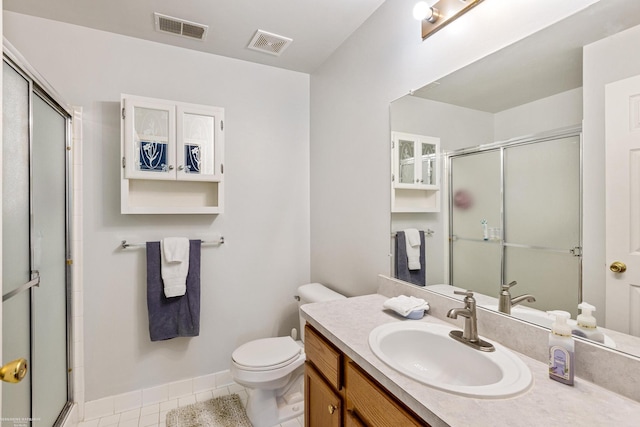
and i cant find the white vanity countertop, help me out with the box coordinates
[301,293,640,427]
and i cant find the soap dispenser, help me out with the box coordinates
[572,302,605,344]
[547,310,575,386]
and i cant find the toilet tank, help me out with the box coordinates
[297,283,346,342]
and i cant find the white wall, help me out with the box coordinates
[390,95,495,150]
[4,12,310,401]
[309,0,599,297]
[583,23,640,324]
[494,88,583,141]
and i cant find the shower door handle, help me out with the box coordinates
[0,358,28,383]
[2,272,40,302]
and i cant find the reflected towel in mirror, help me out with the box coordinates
[404,228,421,270]
[395,230,426,286]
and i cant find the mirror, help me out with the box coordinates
[390,0,640,358]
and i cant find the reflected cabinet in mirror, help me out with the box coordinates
[391,132,441,213]
[389,0,640,358]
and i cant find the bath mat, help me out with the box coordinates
[166,394,252,427]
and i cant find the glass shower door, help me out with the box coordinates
[449,134,582,316]
[2,58,32,426]
[450,150,502,297]
[2,59,71,427]
[504,136,581,316]
[31,93,70,427]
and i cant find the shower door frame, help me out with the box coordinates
[446,126,583,304]
[2,46,74,426]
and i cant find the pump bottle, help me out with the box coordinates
[547,310,575,385]
[572,302,605,344]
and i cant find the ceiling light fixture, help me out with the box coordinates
[413,0,484,40]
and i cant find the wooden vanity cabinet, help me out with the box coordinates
[304,324,344,426]
[305,363,342,427]
[345,361,425,426]
[304,324,427,427]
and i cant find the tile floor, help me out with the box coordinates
[78,382,304,427]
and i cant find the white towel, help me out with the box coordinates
[404,228,421,270]
[161,237,190,298]
[383,295,430,317]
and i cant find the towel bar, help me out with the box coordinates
[120,236,224,249]
[391,229,434,237]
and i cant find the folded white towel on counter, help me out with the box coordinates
[161,237,190,298]
[404,228,421,270]
[383,295,430,317]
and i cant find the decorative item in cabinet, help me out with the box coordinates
[391,131,440,213]
[121,94,224,214]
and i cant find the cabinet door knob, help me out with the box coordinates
[328,404,337,414]
[178,165,184,171]
[610,261,627,273]
[168,165,174,171]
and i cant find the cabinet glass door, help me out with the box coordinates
[398,138,416,185]
[176,105,223,182]
[123,98,176,180]
[421,141,437,186]
[393,132,440,189]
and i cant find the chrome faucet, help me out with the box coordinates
[446,290,495,352]
[498,281,536,314]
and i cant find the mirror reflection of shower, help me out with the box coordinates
[448,131,581,317]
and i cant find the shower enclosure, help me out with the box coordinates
[448,129,582,317]
[2,53,73,426]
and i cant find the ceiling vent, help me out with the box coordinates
[247,30,293,56]
[154,13,208,41]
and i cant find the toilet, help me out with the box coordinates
[231,283,346,427]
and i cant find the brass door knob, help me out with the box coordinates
[0,358,28,383]
[610,261,627,273]
[328,404,337,415]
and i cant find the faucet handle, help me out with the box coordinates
[453,290,475,301]
[453,290,474,297]
[501,280,517,290]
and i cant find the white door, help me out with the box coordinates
[605,74,640,336]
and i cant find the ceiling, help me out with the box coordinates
[3,0,387,74]
[410,0,640,113]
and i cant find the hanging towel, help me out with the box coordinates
[404,228,421,270]
[147,240,201,341]
[161,237,190,297]
[395,231,426,286]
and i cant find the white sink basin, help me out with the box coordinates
[368,322,532,398]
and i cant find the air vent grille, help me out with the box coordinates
[247,30,293,56]
[154,13,208,41]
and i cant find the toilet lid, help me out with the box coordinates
[232,336,302,371]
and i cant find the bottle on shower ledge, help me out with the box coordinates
[481,219,488,240]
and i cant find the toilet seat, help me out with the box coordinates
[232,336,302,371]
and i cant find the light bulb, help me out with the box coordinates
[412,2,430,20]
[413,1,439,23]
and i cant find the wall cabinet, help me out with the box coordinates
[120,94,224,214]
[304,324,427,427]
[391,132,440,213]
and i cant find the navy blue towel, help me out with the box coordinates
[395,231,426,286]
[146,240,201,341]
